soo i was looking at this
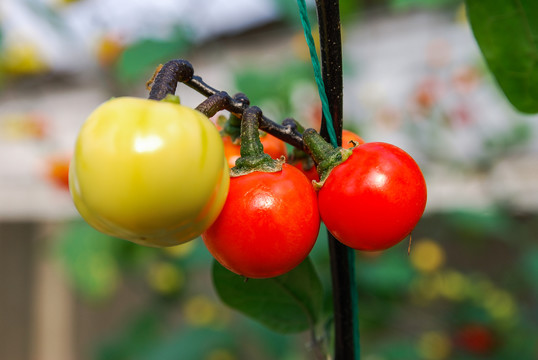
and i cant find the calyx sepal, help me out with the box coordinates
[302,128,354,190]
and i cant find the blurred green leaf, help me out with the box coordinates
[142,328,235,360]
[391,0,459,10]
[57,220,120,300]
[116,27,192,84]
[213,257,323,334]
[96,311,162,360]
[273,0,303,23]
[520,247,538,296]
[234,61,313,118]
[356,250,415,298]
[484,121,532,152]
[466,0,538,113]
[378,340,419,360]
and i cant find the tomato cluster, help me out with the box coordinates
[70,96,426,279]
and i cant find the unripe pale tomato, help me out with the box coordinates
[69,97,229,247]
[202,164,320,278]
[318,142,426,251]
[222,133,287,168]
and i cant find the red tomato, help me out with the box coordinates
[293,161,319,182]
[221,136,242,168]
[46,155,71,190]
[341,129,365,148]
[203,164,320,278]
[222,133,287,168]
[454,324,496,355]
[292,129,365,182]
[318,142,427,251]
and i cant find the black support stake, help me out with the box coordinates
[315,1,360,359]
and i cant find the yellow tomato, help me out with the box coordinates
[69,97,229,247]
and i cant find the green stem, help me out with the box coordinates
[302,128,352,188]
[230,106,283,177]
[222,113,242,142]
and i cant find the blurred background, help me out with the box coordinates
[1,0,538,359]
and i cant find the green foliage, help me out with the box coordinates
[212,257,323,334]
[443,208,513,242]
[234,61,313,119]
[520,247,538,297]
[141,328,235,360]
[115,27,193,84]
[96,311,163,360]
[57,220,120,300]
[483,120,532,154]
[356,249,415,298]
[466,0,538,113]
[391,0,460,10]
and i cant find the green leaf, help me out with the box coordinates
[212,257,323,334]
[391,0,459,10]
[56,220,119,300]
[115,27,192,84]
[234,61,313,118]
[96,310,162,360]
[466,0,538,113]
[141,328,235,360]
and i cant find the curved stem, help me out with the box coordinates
[315,0,360,359]
[230,106,282,176]
[239,106,265,159]
[195,91,231,118]
[148,60,194,100]
[147,60,306,151]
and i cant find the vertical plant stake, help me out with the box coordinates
[70,0,428,358]
[297,0,361,358]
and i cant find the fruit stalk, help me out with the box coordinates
[231,106,282,177]
[147,60,306,150]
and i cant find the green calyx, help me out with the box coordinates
[230,106,283,177]
[221,113,242,142]
[302,128,353,190]
[161,94,180,104]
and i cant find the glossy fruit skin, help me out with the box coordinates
[293,161,319,182]
[70,97,230,247]
[222,133,287,168]
[341,129,365,148]
[203,164,320,278]
[318,142,427,251]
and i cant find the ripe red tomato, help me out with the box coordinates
[293,161,319,182]
[203,163,320,278]
[292,129,365,182]
[221,136,241,168]
[318,142,426,251]
[454,324,496,355]
[222,133,287,168]
[343,129,364,147]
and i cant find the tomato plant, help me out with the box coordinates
[69,97,230,247]
[203,162,319,278]
[222,132,287,168]
[319,142,426,251]
[304,130,427,251]
[341,129,365,148]
[203,107,319,279]
[291,129,364,182]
